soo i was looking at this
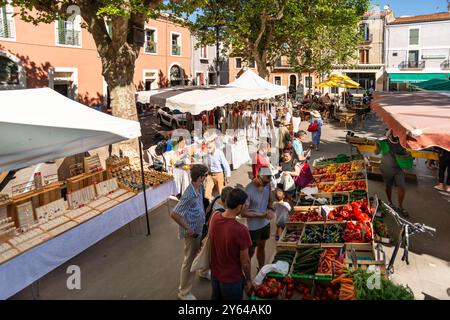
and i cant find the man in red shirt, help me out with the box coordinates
[209,188,253,300]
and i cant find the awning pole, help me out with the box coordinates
[139,137,151,236]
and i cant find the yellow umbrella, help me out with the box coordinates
[329,74,352,82]
[343,79,361,88]
[329,74,361,88]
[315,80,339,88]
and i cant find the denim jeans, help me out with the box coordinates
[211,275,244,300]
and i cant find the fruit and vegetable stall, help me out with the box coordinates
[252,154,411,300]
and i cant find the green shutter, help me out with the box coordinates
[1,6,9,37]
[58,18,65,44]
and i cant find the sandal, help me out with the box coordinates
[434,184,445,191]
[399,208,409,217]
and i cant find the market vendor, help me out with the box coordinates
[204,141,231,201]
[375,129,409,217]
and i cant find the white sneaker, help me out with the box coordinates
[177,292,197,300]
[198,270,211,281]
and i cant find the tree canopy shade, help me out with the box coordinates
[4,0,202,153]
[182,0,370,79]
[4,0,201,120]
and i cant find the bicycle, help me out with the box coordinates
[376,201,436,277]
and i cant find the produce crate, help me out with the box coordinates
[298,223,324,248]
[251,276,286,300]
[313,170,366,183]
[321,222,346,246]
[289,207,326,224]
[312,279,342,300]
[343,220,374,244]
[316,179,368,193]
[349,189,369,202]
[344,243,375,262]
[313,155,364,167]
[315,245,345,278]
[295,192,350,207]
[289,278,315,300]
[290,247,322,277]
[313,159,365,170]
[276,224,304,251]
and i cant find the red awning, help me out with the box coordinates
[371,91,450,151]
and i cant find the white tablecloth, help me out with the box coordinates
[0,181,176,300]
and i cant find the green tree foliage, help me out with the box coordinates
[3,0,200,121]
[184,0,370,79]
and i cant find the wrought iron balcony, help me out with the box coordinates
[145,41,157,53]
[0,19,15,39]
[57,27,81,46]
[274,59,291,69]
[172,45,181,56]
[441,60,450,70]
[399,60,425,69]
[362,33,373,44]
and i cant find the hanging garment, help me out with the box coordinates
[292,116,301,134]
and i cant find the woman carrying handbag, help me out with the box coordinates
[308,110,323,151]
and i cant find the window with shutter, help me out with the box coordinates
[409,29,419,45]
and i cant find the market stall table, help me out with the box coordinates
[0,181,176,300]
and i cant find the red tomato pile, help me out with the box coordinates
[255,277,284,299]
[343,221,373,243]
[327,199,373,222]
[290,209,324,222]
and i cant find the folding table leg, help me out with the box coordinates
[30,280,40,300]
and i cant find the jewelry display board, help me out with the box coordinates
[67,185,96,209]
[35,198,66,223]
[95,178,119,196]
[16,201,35,228]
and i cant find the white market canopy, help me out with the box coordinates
[136,69,287,114]
[226,69,287,96]
[0,88,142,172]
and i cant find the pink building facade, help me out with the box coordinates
[0,4,191,106]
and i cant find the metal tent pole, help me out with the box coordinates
[138,137,151,236]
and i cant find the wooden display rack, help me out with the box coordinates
[66,170,106,192]
[106,156,130,174]
[8,181,63,228]
[84,154,102,174]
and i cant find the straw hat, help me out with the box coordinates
[310,110,321,118]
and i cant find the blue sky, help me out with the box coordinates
[371,0,449,16]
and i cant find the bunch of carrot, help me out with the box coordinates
[317,248,338,274]
[331,260,356,300]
